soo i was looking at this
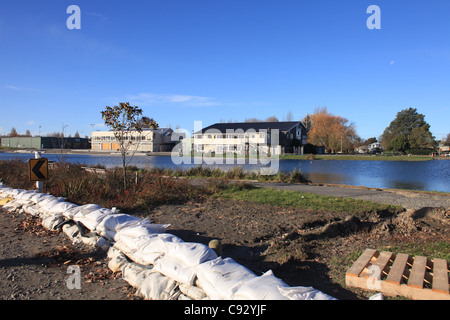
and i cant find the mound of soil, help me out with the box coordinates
[147,198,449,300]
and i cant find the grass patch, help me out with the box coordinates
[382,242,450,261]
[216,184,400,214]
[148,165,310,183]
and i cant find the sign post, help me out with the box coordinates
[29,152,48,192]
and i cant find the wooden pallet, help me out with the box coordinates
[346,249,449,300]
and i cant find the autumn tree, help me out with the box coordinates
[307,107,359,153]
[101,102,158,190]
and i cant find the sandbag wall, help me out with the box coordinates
[0,183,335,300]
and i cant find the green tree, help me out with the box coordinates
[387,134,409,153]
[101,102,158,190]
[381,108,435,152]
[301,114,312,131]
[409,126,436,149]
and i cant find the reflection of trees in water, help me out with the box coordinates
[307,172,349,184]
[390,181,426,191]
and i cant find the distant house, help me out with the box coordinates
[369,142,381,151]
[91,128,175,152]
[193,121,308,155]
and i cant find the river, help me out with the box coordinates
[1,152,449,193]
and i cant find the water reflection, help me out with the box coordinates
[304,172,350,184]
[1,153,449,193]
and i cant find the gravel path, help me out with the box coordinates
[252,182,450,210]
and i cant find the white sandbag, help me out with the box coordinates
[15,190,38,201]
[113,237,159,266]
[121,263,154,288]
[96,213,141,233]
[2,199,25,212]
[137,271,179,300]
[29,193,55,204]
[62,223,80,241]
[64,204,102,219]
[114,219,170,240]
[153,255,197,285]
[195,257,256,300]
[5,188,24,197]
[112,234,175,266]
[75,208,112,231]
[179,283,207,300]
[278,286,336,300]
[79,233,105,247]
[95,237,110,251]
[42,214,65,230]
[45,201,78,215]
[232,270,289,300]
[164,242,218,267]
[37,198,65,212]
[107,247,129,272]
[22,203,41,217]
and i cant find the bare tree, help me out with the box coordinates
[265,116,279,122]
[101,102,158,190]
[9,127,18,137]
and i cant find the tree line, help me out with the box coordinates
[302,107,446,154]
[5,127,83,138]
[219,106,447,154]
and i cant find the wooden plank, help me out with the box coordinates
[432,259,449,294]
[386,253,409,285]
[408,256,428,289]
[346,249,378,277]
[371,251,394,277]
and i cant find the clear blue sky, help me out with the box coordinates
[1,0,449,140]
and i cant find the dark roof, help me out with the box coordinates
[195,121,306,134]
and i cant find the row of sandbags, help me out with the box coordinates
[0,183,336,300]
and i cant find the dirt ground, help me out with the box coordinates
[148,197,449,300]
[0,209,138,300]
[1,194,449,300]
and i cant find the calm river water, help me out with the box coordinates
[1,152,449,193]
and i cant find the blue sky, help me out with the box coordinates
[1,1,449,140]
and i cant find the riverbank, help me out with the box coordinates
[3,148,449,161]
[280,154,449,161]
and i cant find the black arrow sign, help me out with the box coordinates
[32,159,46,180]
[29,158,48,181]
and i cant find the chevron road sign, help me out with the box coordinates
[29,158,48,181]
